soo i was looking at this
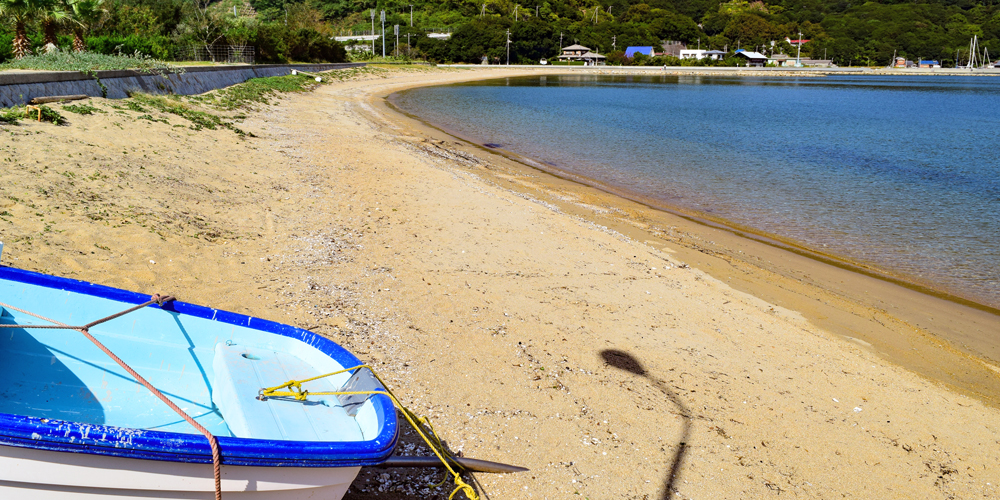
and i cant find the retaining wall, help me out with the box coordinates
[0,63,364,107]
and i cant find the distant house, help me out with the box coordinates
[679,49,706,59]
[558,44,591,59]
[769,54,791,66]
[734,50,768,67]
[703,50,726,60]
[919,60,941,68]
[557,45,608,66]
[893,57,915,68]
[624,46,654,58]
[557,44,606,65]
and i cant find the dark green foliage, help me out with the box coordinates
[4,106,67,125]
[2,0,994,67]
[323,0,1000,67]
[85,35,175,60]
[37,105,66,125]
[0,33,13,63]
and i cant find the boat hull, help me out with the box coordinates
[0,444,359,499]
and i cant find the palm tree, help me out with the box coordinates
[0,0,54,58]
[38,0,69,47]
[67,0,104,52]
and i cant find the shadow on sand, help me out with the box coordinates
[601,349,692,500]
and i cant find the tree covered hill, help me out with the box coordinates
[2,0,995,67]
[316,0,1000,66]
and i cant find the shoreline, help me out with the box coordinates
[4,65,1000,498]
[372,67,1000,406]
[388,86,1000,317]
[439,63,1000,77]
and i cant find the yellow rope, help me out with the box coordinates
[259,365,479,500]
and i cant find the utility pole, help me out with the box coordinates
[409,4,413,27]
[395,24,399,56]
[612,35,616,52]
[559,32,563,50]
[381,10,386,58]
[370,9,376,54]
[536,5,538,17]
[796,31,802,66]
[515,4,518,21]
[506,29,511,65]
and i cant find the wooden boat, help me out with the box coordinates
[0,265,398,499]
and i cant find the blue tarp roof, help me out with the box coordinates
[625,46,654,58]
[920,60,940,64]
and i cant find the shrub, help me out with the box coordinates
[85,35,175,60]
[0,49,179,75]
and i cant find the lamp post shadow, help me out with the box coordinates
[600,349,691,500]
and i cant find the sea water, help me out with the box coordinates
[391,74,1000,308]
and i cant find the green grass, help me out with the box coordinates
[195,74,320,110]
[128,94,248,135]
[0,50,181,75]
[62,103,104,115]
[129,94,224,130]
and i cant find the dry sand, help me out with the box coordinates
[2,65,999,499]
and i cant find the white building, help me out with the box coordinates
[333,34,381,52]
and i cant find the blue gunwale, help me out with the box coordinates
[0,265,398,467]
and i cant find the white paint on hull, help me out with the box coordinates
[0,445,359,499]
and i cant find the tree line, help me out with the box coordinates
[0,0,346,64]
[330,0,1000,66]
[4,0,997,67]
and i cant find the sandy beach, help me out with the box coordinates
[2,65,999,499]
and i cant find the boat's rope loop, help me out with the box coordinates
[0,296,224,500]
[259,365,480,500]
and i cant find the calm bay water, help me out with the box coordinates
[392,74,1000,308]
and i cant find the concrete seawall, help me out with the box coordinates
[0,63,364,107]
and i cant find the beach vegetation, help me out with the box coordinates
[0,106,20,123]
[200,73,319,110]
[61,101,101,114]
[36,103,65,123]
[0,103,64,124]
[127,93,231,131]
[0,47,178,73]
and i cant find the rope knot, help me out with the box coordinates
[150,294,176,307]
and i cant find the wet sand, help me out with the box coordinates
[2,65,999,499]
